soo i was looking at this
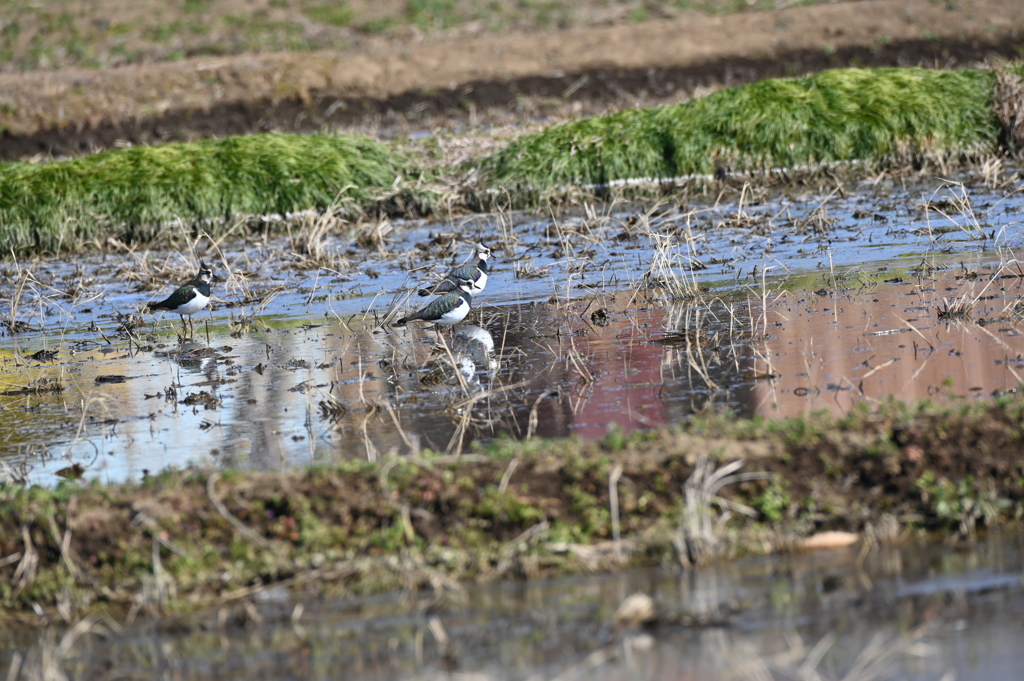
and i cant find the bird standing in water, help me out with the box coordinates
[146,260,213,339]
[395,281,474,338]
[418,243,491,297]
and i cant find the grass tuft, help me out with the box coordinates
[0,133,406,254]
[477,67,1001,191]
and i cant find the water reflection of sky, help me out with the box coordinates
[2,178,1024,484]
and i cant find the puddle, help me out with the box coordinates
[4,531,1023,680]
[2,177,1024,485]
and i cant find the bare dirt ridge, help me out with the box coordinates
[2,0,1023,160]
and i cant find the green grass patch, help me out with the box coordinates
[408,0,461,30]
[0,133,406,253]
[302,2,355,27]
[477,67,1001,191]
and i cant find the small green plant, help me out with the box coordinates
[600,425,628,452]
[408,0,459,29]
[754,475,791,522]
[184,0,217,11]
[304,2,355,27]
[567,484,611,538]
[627,6,649,22]
[360,17,395,33]
[145,22,182,43]
[916,472,1012,535]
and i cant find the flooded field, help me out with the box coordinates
[2,176,1024,486]
[4,529,1023,680]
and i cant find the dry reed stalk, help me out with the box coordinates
[676,454,767,567]
[609,463,624,562]
[498,457,520,493]
[12,525,39,597]
[207,473,270,548]
[995,69,1024,150]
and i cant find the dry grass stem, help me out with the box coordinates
[677,454,769,567]
[207,473,271,548]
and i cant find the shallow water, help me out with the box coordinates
[4,531,1023,680]
[1,177,1023,485]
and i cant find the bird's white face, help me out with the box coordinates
[476,244,492,261]
[197,261,213,284]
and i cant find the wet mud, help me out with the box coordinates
[2,174,1024,680]
[2,175,1024,486]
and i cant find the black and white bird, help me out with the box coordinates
[418,243,491,297]
[395,281,474,331]
[146,261,213,338]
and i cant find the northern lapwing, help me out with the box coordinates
[146,260,213,339]
[395,281,474,335]
[418,243,491,297]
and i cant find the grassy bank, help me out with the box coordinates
[3,395,1024,616]
[476,67,1007,193]
[0,133,407,254]
[2,64,1023,255]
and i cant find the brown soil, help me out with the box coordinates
[0,0,815,74]
[2,0,1023,160]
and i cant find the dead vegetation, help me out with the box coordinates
[936,296,974,321]
[995,68,1024,150]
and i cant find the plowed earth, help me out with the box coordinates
[2,0,1023,159]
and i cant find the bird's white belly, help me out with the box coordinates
[175,293,210,316]
[432,301,470,326]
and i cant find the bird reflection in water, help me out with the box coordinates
[419,325,497,388]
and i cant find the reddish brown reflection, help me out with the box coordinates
[749,275,1024,418]
[527,306,671,440]
[497,298,752,441]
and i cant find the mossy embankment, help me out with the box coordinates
[3,395,1024,617]
[3,64,1024,255]
[0,133,418,254]
[476,66,1015,192]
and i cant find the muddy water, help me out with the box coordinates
[4,531,1023,680]
[2,178,1024,485]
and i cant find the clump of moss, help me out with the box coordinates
[477,67,1000,190]
[0,133,407,254]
